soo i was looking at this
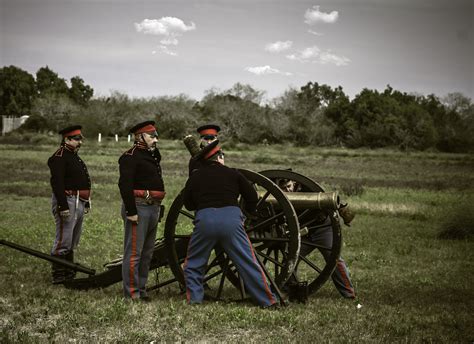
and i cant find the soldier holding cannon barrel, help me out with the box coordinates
[118,120,165,301]
[48,125,91,284]
[188,124,221,175]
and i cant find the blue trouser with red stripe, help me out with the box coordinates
[184,206,277,307]
[121,203,160,299]
[301,217,355,298]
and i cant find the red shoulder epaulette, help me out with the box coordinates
[54,147,64,157]
[124,146,137,156]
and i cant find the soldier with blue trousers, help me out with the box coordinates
[48,125,91,284]
[118,121,165,301]
[182,145,277,308]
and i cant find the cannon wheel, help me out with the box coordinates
[259,169,342,295]
[164,169,300,301]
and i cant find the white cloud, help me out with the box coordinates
[160,37,179,45]
[135,17,196,35]
[286,46,320,62]
[135,17,195,46]
[265,40,293,53]
[245,65,292,76]
[319,51,350,66]
[286,45,349,66]
[304,6,339,25]
[308,29,323,36]
[152,45,178,56]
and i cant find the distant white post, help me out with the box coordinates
[115,134,118,142]
[98,133,102,142]
[127,134,131,143]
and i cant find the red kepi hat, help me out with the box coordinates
[129,120,157,135]
[191,140,221,161]
[58,125,83,138]
[197,124,221,137]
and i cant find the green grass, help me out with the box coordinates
[0,140,473,343]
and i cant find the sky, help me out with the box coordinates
[1,0,473,102]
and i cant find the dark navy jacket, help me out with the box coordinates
[183,161,258,214]
[47,144,91,211]
[118,142,165,216]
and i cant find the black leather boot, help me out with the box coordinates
[51,256,67,284]
[64,251,76,280]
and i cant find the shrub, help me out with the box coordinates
[0,131,57,145]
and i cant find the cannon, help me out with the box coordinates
[0,169,349,303]
[1,139,353,304]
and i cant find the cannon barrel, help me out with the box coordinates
[257,191,340,211]
[0,239,96,275]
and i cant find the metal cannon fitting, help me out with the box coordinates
[258,191,341,211]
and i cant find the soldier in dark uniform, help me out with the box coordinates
[48,125,91,284]
[118,120,165,301]
[188,124,221,175]
[197,124,220,148]
[182,147,277,308]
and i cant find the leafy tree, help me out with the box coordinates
[0,65,37,117]
[69,76,93,105]
[345,88,402,147]
[223,82,265,104]
[143,94,199,140]
[419,93,473,152]
[382,86,437,150]
[196,84,273,143]
[195,94,258,142]
[36,66,69,97]
[21,114,49,132]
[397,102,437,150]
[443,92,473,120]
[31,93,81,132]
[284,82,348,146]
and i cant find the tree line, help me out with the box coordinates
[1,65,473,152]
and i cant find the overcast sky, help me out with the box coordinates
[1,0,473,102]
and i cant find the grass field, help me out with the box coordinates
[1,139,473,343]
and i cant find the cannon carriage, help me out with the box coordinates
[1,137,353,304]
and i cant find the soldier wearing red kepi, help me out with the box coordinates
[197,124,220,148]
[118,120,165,301]
[188,124,221,175]
[183,144,278,308]
[48,125,91,284]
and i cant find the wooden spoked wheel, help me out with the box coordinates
[259,170,342,295]
[163,169,300,301]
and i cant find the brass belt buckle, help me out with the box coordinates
[145,190,153,205]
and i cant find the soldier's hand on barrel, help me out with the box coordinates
[59,209,70,218]
[127,215,138,223]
